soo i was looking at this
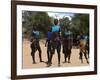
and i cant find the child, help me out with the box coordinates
[62,29,73,63]
[45,27,52,64]
[48,19,61,67]
[30,27,43,64]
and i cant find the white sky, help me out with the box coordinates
[47,12,74,20]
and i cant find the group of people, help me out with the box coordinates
[30,19,89,67]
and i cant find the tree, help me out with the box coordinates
[71,14,89,35]
[59,17,70,29]
[31,12,52,34]
[22,11,37,34]
[22,11,52,38]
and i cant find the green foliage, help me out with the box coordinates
[71,14,89,35]
[59,17,70,29]
[22,11,52,38]
[31,12,51,34]
[22,11,89,39]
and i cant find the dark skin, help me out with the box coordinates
[62,33,73,63]
[45,39,52,64]
[79,39,89,64]
[47,19,61,67]
[30,37,43,64]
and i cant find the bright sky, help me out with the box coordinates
[47,12,74,20]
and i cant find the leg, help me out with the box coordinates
[64,53,67,62]
[48,45,52,64]
[84,50,89,64]
[50,48,55,63]
[63,45,65,53]
[57,50,60,65]
[57,45,61,66]
[31,43,36,64]
[47,44,51,63]
[37,45,43,62]
[31,51,36,64]
[47,47,55,67]
[63,46,67,63]
[47,49,49,63]
[79,50,83,63]
[68,49,71,63]
[58,52,60,66]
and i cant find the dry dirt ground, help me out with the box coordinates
[22,39,89,69]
